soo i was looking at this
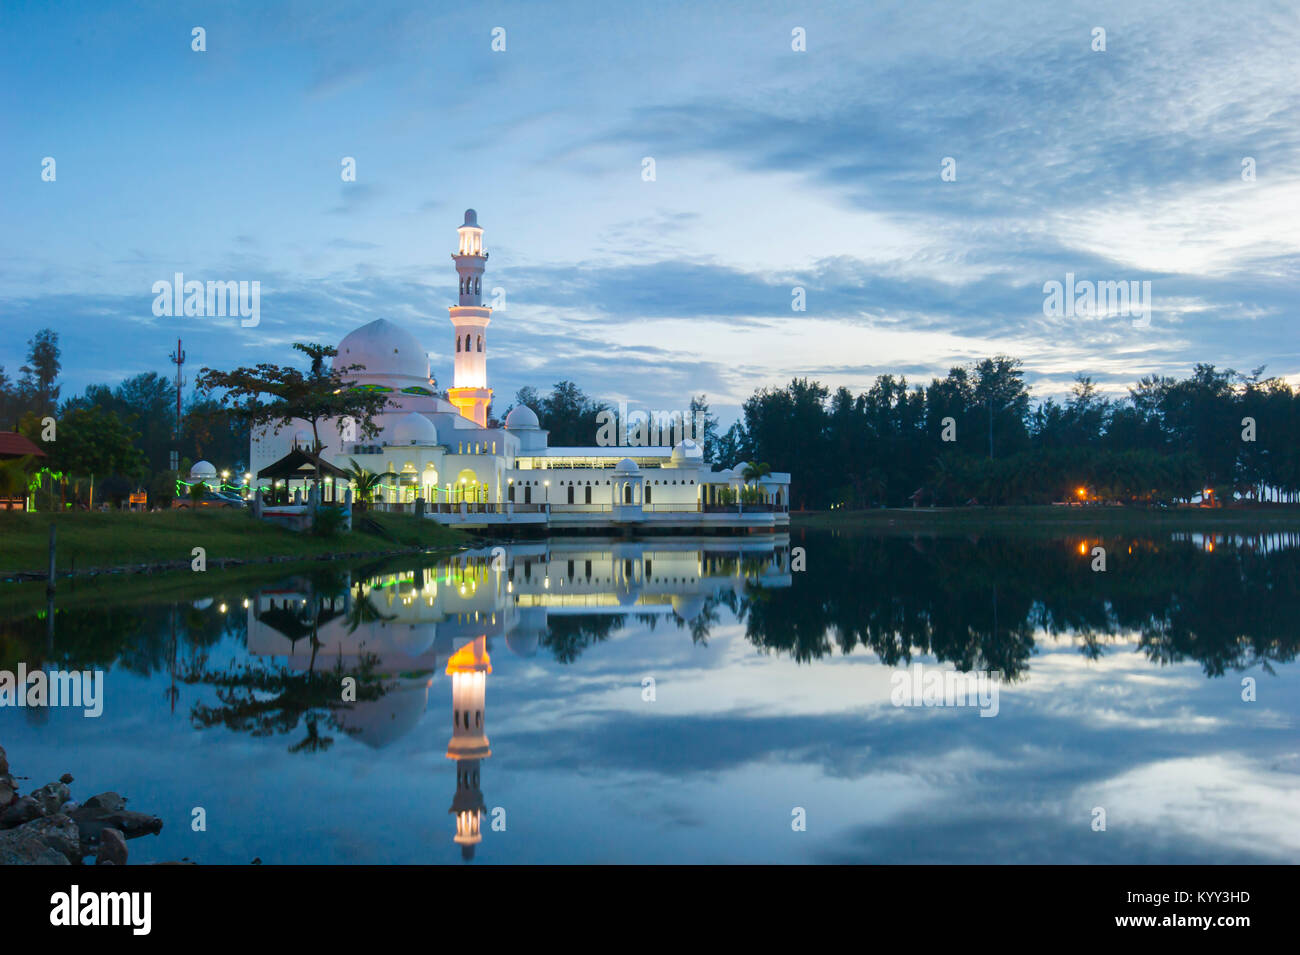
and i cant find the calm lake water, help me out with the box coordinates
[5,527,1298,864]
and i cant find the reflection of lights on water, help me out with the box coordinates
[219,603,227,613]
[1078,541,1088,555]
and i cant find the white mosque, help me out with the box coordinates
[249,210,790,533]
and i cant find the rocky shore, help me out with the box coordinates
[0,745,164,865]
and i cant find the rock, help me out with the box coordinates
[83,791,126,812]
[95,828,128,866]
[69,806,162,855]
[0,744,7,775]
[59,773,73,784]
[0,778,14,811]
[0,826,69,865]
[0,796,43,828]
[31,781,70,816]
[24,814,81,864]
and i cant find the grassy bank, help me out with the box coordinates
[792,505,1300,536]
[0,509,468,578]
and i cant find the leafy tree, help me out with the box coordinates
[18,328,61,417]
[506,381,609,446]
[195,342,391,488]
[25,406,145,508]
[689,394,721,461]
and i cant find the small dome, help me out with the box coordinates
[336,318,430,382]
[463,209,478,227]
[615,457,639,473]
[505,630,539,658]
[335,679,432,749]
[671,439,704,463]
[504,405,540,429]
[189,460,217,480]
[672,594,708,622]
[390,412,438,447]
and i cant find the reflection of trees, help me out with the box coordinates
[14,538,1300,690]
[182,575,390,753]
[742,531,1300,678]
[542,615,623,663]
[180,648,389,752]
[2,598,245,676]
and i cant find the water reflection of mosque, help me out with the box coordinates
[245,536,791,859]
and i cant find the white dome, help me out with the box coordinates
[614,457,639,473]
[391,623,436,658]
[504,405,539,429]
[336,318,430,382]
[390,412,438,447]
[189,460,217,480]
[671,439,704,463]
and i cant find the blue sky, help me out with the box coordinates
[2,0,1297,423]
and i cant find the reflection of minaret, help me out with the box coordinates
[446,634,491,859]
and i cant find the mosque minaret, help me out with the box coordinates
[447,209,493,427]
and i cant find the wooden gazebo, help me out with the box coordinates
[0,431,45,511]
[257,447,350,504]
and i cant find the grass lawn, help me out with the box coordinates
[0,508,468,578]
[792,505,1300,536]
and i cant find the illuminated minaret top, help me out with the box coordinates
[446,635,492,860]
[447,209,493,427]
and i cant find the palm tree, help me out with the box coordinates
[345,458,396,508]
[742,461,772,483]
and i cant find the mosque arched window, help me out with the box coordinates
[456,336,461,353]
[476,335,482,352]
[465,334,472,352]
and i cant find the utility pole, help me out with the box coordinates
[169,339,185,473]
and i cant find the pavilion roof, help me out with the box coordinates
[0,431,46,459]
[256,447,349,480]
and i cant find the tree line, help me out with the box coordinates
[5,326,1297,511]
[724,358,1300,509]
[1,329,248,508]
